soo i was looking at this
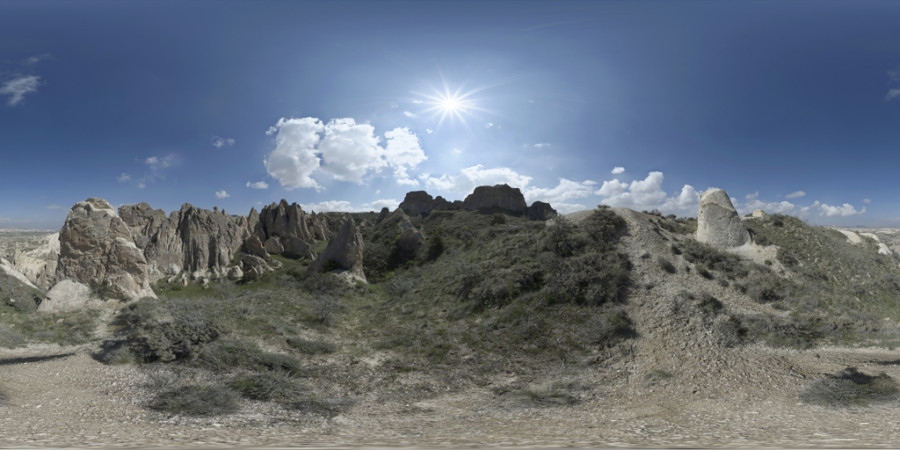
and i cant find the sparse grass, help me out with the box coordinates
[148,384,240,416]
[286,337,336,355]
[799,367,900,407]
[657,256,677,274]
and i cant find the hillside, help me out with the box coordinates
[3,191,900,447]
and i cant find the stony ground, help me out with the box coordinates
[3,341,900,448]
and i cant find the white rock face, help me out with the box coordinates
[696,188,750,248]
[39,280,103,313]
[0,258,40,290]
[11,232,58,290]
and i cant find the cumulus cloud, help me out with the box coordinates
[745,191,759,200]
[596,171,698,215]
[611,166,625,175]
[117,173,131,183]
[422,164,533,194]
[215,190,230,199]
[819,203,865,217]
[145,154,176,171]
[300,198,400,213]
[524,178,596,205]
[0,75,40,106]
[211,136,236,148]
[738,199,804,216]
[264,117,426,190]
[785,190,806,199]
[245,181,269,189]
[426,128,434,134]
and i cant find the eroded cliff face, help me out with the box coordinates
[56,198,155,299]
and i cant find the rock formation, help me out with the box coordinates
[463,184,529,216]
[696,189,750,248]
[399,191,453,217]
[309,219,366,282]
[10,232,58,290]
[56,198,156,299]
[527,201,558,221]
[39,280,102,313]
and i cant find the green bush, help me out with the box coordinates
[425,234,445,261]
[228,370,306,402]
[582,206,627,247]
[490,213,507,225]
[148,384,240,416]
[799,367,900,407]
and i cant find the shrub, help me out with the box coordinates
[544,216,584,257]
[148,384,240,416]
[657,256,677,274]
[228,371,306,402]
[543,251,631,306]
[583,206,627,247]
[426,234,445,261]
[799,367,900,407]
[490,213,507,225]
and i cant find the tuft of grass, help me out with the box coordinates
[657,256,677,274]
[800,367,900,407]
[148,384,241,416]
[228,370,307,402]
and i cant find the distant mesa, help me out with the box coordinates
[399,184,558,220]
[696,188,750,248]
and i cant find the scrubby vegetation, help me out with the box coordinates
[0,272,98,348]
[799,367,900,407]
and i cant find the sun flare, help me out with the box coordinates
[414,81,488,128]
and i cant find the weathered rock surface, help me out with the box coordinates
[281,236,314,260]
[527,201,558,221]
[696,189,750,248]
[56,199,156,300]
[10,232,58,290]
[463,184,528,216]
[399,191,452,217]
[243,236,269,259]
[0,258,40,291]
[309,219,366,282]
[264,237,285,255]
[118,203,183,281]
[39,279,103,313]
[175,204,249,276]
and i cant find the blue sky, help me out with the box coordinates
[2,0,900,229]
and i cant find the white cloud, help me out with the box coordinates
[137,182,146,189]
[745,191,759,200]
[596,171,697,215]
[820,203,865,217]
[383,127,427,186]
[426,128,434,134]
[117,172,131,183]
[265,117,324,190]
[212,136,236,148]
[245,181,269,190]
[0,75,40,106]
[215,190,230,199]
[534,142,550,148]
[264,117,427,190]
[422,164,533,194]
[452,148,463,155]
[301,200,354,212]
[145,154,176,171]
[611,166,625,175]
[738,199,802,216]
[363,198,400,211]
[785,190,806,199]
[552,203,590,214]
[403,111,416,118]
[524,178,596,205]
[887,88,900,101]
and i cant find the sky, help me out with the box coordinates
[2,0,900,229]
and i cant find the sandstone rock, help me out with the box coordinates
[751,209,768,218]
[281,236,314,260]
[837,229,862,245]
[239,254,272,282]
[39,280,104,313]
[309,219,366,282]
[399,191,450,217]
[119,203,183,282]
[463,184,528,216]
[264,237,285,255]
[527,201,558,221]
[243,236,268,259]
[56,199,156,299]
[696,189,750,248]
[257,200,312,242]
[11,232,58,290]
[0,258,40,291]
[175,203,249,274]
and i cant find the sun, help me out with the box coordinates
[413,80,487,128]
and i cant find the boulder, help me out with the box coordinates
[239,254,272,282]
[462,184,528,216]
[227,266,244,282]
[527,201,558,221]
[264,237,285,255]
[243,235,268,259]
[309,219,366,282]
[696,189,750,248]
[39,280,104,313]
[56,198,156,300]
[281,236,314,260]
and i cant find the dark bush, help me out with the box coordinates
[657,256,677,274]
[195,336,304,376]
[490,213,507,225]
[800,367,900,407]
[543,251,631,306]
[228,371,306,402]
[583,206,627,247]
[148,384,240,416]
[426,234,445,261]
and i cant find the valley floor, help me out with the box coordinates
[2,343,900,448]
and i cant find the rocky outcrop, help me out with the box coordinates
[309,219,366,282]
[242,236,268,259]
[10,232,58,290]
[463,184,529,216]
[39,280,103,313]
[264,237,285,255]
[527,201,558,221]
[696,189,750,248]
[118,203,183,281]
[256,200,312,242]
[56,198,156,299]
[399,191,452,217]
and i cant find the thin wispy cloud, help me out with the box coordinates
[245,181,269,189]
[116,173,131,183]
[785,190,806,199]
[0,75,41,106]
[211,136,236,148]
